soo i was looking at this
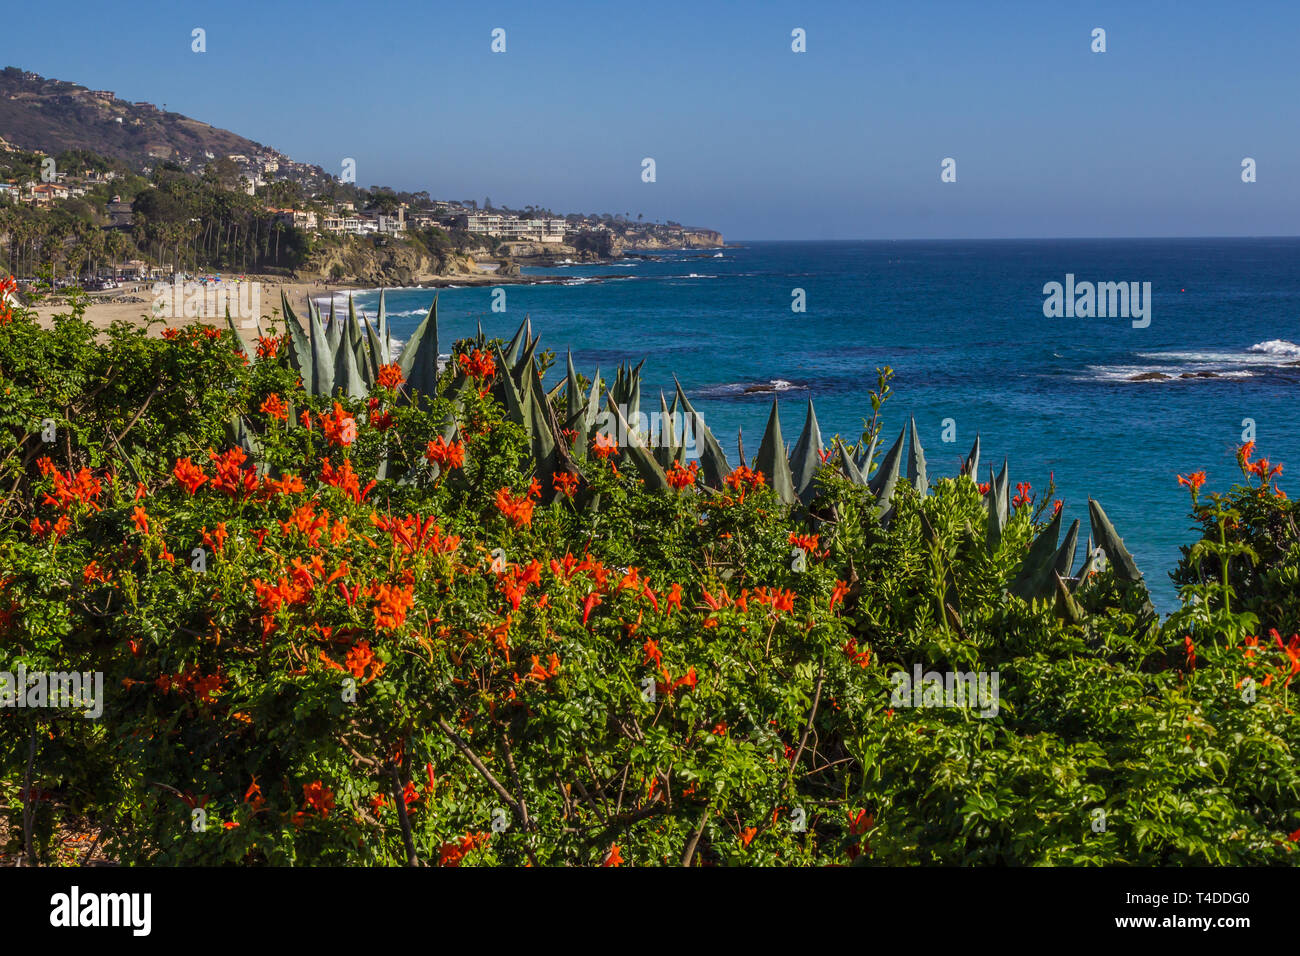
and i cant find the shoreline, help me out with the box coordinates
[28,269,649,336]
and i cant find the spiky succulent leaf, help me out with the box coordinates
[603,390,670,491]
[985,460,1010,555]
[755,399,797,506]
[674,378,729,489]
[281,292,311,383]
[963,434,980,479]
[398,295,440,403]
[867,427,906,509]
[837,438,866,485]
[906,416,928,496]
[790,399,824,504]
[308,302,334,397]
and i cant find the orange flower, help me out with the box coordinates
[457,349,496,380]
[319,402,358,447]
[344,639,385,682]
[789,532,819,552]
[723,465,765,503]
[302,780,335,818]
[842,638,870,669]
[1012,481,1033,509]
[209,447,259,498]
[131,505,150,535]
[592,431,618,459]
[438,831,490,867]
[665,459,699,490]
[376,362,404,389]
[426,436,465,470]
[495,487,535,528]
[740,827,758,847]
[602,844,624,867]
[552,471,579,498]
[664,582,682,614]
[260,392,289,421]
[829,580,849,613]
[372,582,415,632]
[172,457,208,495]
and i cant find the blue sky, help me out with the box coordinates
[5,0,1300,239]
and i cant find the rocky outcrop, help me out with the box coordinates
[296,239,478,286]
[623,229,724,250]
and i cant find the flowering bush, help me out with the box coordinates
[2,295,1299,866]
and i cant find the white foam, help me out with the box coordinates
[1247,338,1300,357]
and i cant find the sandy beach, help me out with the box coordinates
[31,277,348,342]
[30,270,560,341]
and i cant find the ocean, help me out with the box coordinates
[332,239,1300,614]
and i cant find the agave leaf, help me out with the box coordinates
[398,295,440,402]
[567,365,600,459]
[491,343,529,434]
[504,316,529,367]
[1009,509,1064,600]
[856,435,879,478]
[1053,571,1085,624]
[308,301,334,397]
[333,327,366,398]
[513,333,542,391]
[346,295,364,351]
[1088,499,1148,591]
[962,434,981,479]
[867,427,906,505]
[1070,535,1103,594]
[789,399,824,504]
[526,358,559,487]
[565,352,584,428]
[986,460,1009,556]
[603,390,670,491]
[342,297,372,388]
[326,297,342,353]
[224,306,252,364]
[654,391,676,469]
[674,378,729,489]
[905,417,928,496]
[281,291,311,381]
[362,315,385,383]
[1053,518,1080,580]
[837,438,866,485]
[755,399,797,506]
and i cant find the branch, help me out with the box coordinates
[437,717,525,820]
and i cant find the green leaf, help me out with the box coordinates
[755,399,797,506]
[906,416,928,497]
[790,399,823,504]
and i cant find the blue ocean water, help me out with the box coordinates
[337,239,1300,614]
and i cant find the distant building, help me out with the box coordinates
[271,208,318,230]
[465,214,566,242]
[321,216,367,235]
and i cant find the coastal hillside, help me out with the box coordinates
[0,66,330,190]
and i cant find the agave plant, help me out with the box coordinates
[250,297,1155,623]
